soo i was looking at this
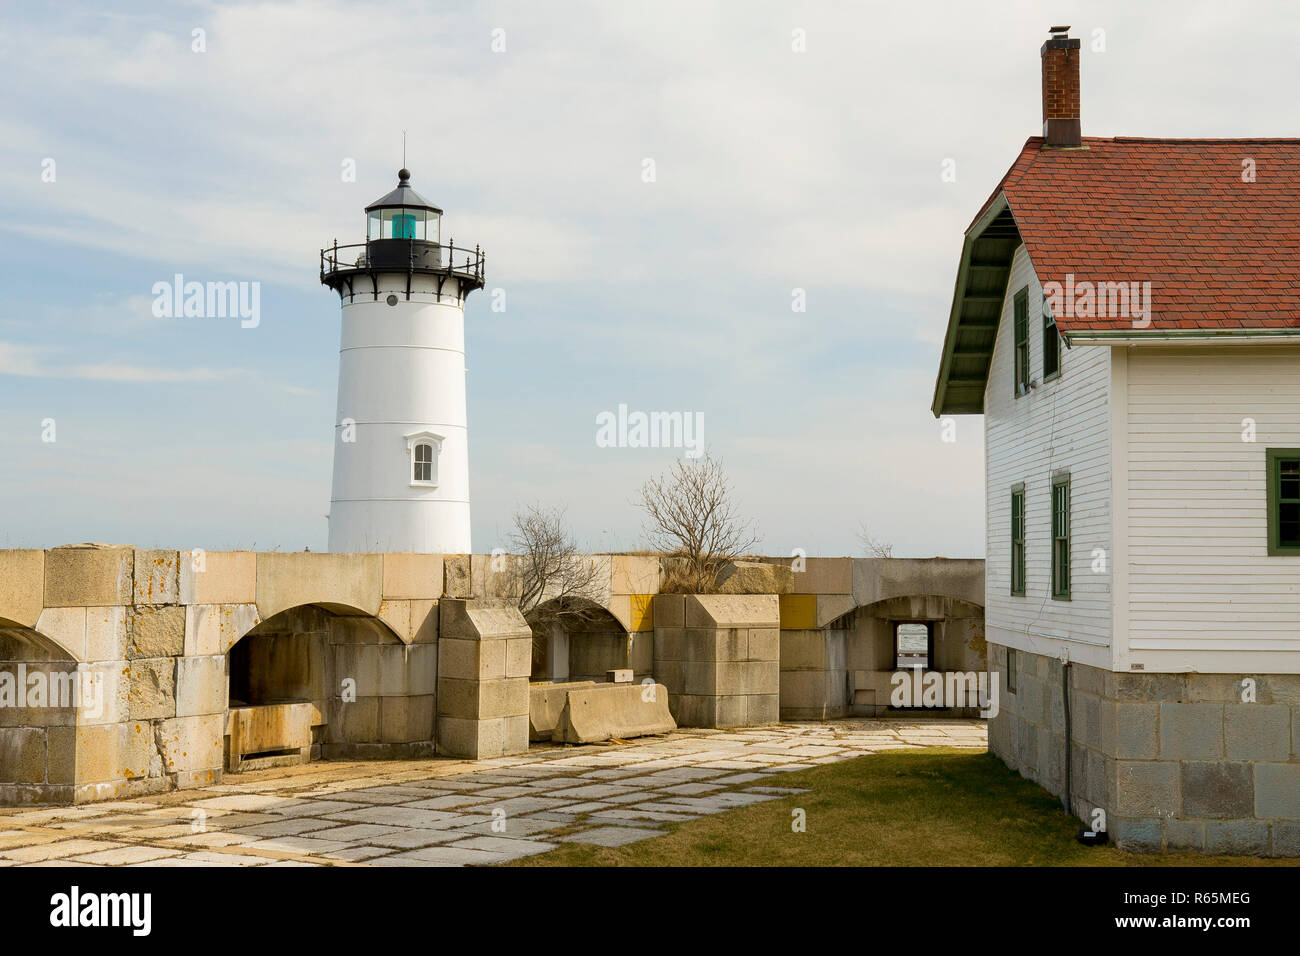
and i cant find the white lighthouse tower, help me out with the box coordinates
[321,169,484,553]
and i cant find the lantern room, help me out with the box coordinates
[365,168,442,243]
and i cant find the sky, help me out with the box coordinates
[1,0,1295,558]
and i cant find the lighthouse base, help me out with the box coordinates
[328,499,470,554]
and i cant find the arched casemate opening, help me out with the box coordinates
[780,595,986,720]
[0,621,82,800]
[225,604,434,771]
[527,598,640,685]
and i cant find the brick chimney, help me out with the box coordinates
[1041,26,1081,147]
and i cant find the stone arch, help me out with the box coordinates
[0,620,82,798]
[224,601,432,768]
[526,597,637,684]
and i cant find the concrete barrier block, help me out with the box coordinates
[553,682,676,744]
[44,546,134,608]
[381,554,444,599]
[529,681,596,740]
[0,550,45,628]
[179,551,256,605]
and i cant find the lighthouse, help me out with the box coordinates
[321,169,485,553]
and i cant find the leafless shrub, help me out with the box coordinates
[509,504,604,634]
[637,455,759,592]
[857,521,893,558]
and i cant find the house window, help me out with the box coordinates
[1042,302,1060,380]
[1051,474,1071,600]
[1013,288,1029,397]
[413,442,434,483]
[1006,648,1017,694]
[1010,484,1026,596]
[1266,448,1300,555]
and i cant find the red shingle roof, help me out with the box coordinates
[986,136,1300,333]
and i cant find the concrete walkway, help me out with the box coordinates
[0,719,985,867]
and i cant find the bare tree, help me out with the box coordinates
[857,521,893,558]
[637,455,760,592]
[509,504,604,631]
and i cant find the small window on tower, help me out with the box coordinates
[413,442,434,483]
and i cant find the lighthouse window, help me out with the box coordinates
[413,442,434,483]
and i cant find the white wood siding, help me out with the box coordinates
[984,245,1113,669]
[1125,345,1300,671]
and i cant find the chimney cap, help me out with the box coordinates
[1048,24,1071,34]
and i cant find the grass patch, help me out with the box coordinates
[509,748,1297,866]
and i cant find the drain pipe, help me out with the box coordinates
[1060,651,1072,815]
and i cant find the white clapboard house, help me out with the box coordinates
[930,28,1300,855]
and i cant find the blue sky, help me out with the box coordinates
[1,0,1294,557]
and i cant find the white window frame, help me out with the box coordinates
[404,430,443,487]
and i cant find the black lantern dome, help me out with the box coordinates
[320,168,485,299]
[365,168,443,243]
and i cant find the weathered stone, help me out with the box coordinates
[443,555,472,598]
[1158,702,1224,760]
[1223,704,1291,761]
[127,657,176,720]
[1112,701,1159,759]
[1255,763,1300,819]
[33,606,86,661]
[1166,819,1205,852]
[84,606,128,662]
[156,714,224,773]
[178,550,256,605]
[1180,762,1253,818]
[43,545,134,608]
[1205,820,1270,856]
[0,550,44,629]
[1110,817,1163,853]
[126,605,185,659]
[715,560,795,595]
[176,655,227,717]
[0,728,47,784]
[184,602,260,656]
[381,554,444,599]
[132,549,179,605]
[1114,761,1179,817]
[256,552,383,620]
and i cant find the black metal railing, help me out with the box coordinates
[320,238,486,286]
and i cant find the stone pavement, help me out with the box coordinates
[0,719,985,867]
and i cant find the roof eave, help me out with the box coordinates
[931,192,1018,417]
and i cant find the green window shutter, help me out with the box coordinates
[1266,448,1300,555]
[1051,475,1070,600]
[1010,486,1026,595]
[1013,288,1029,397]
